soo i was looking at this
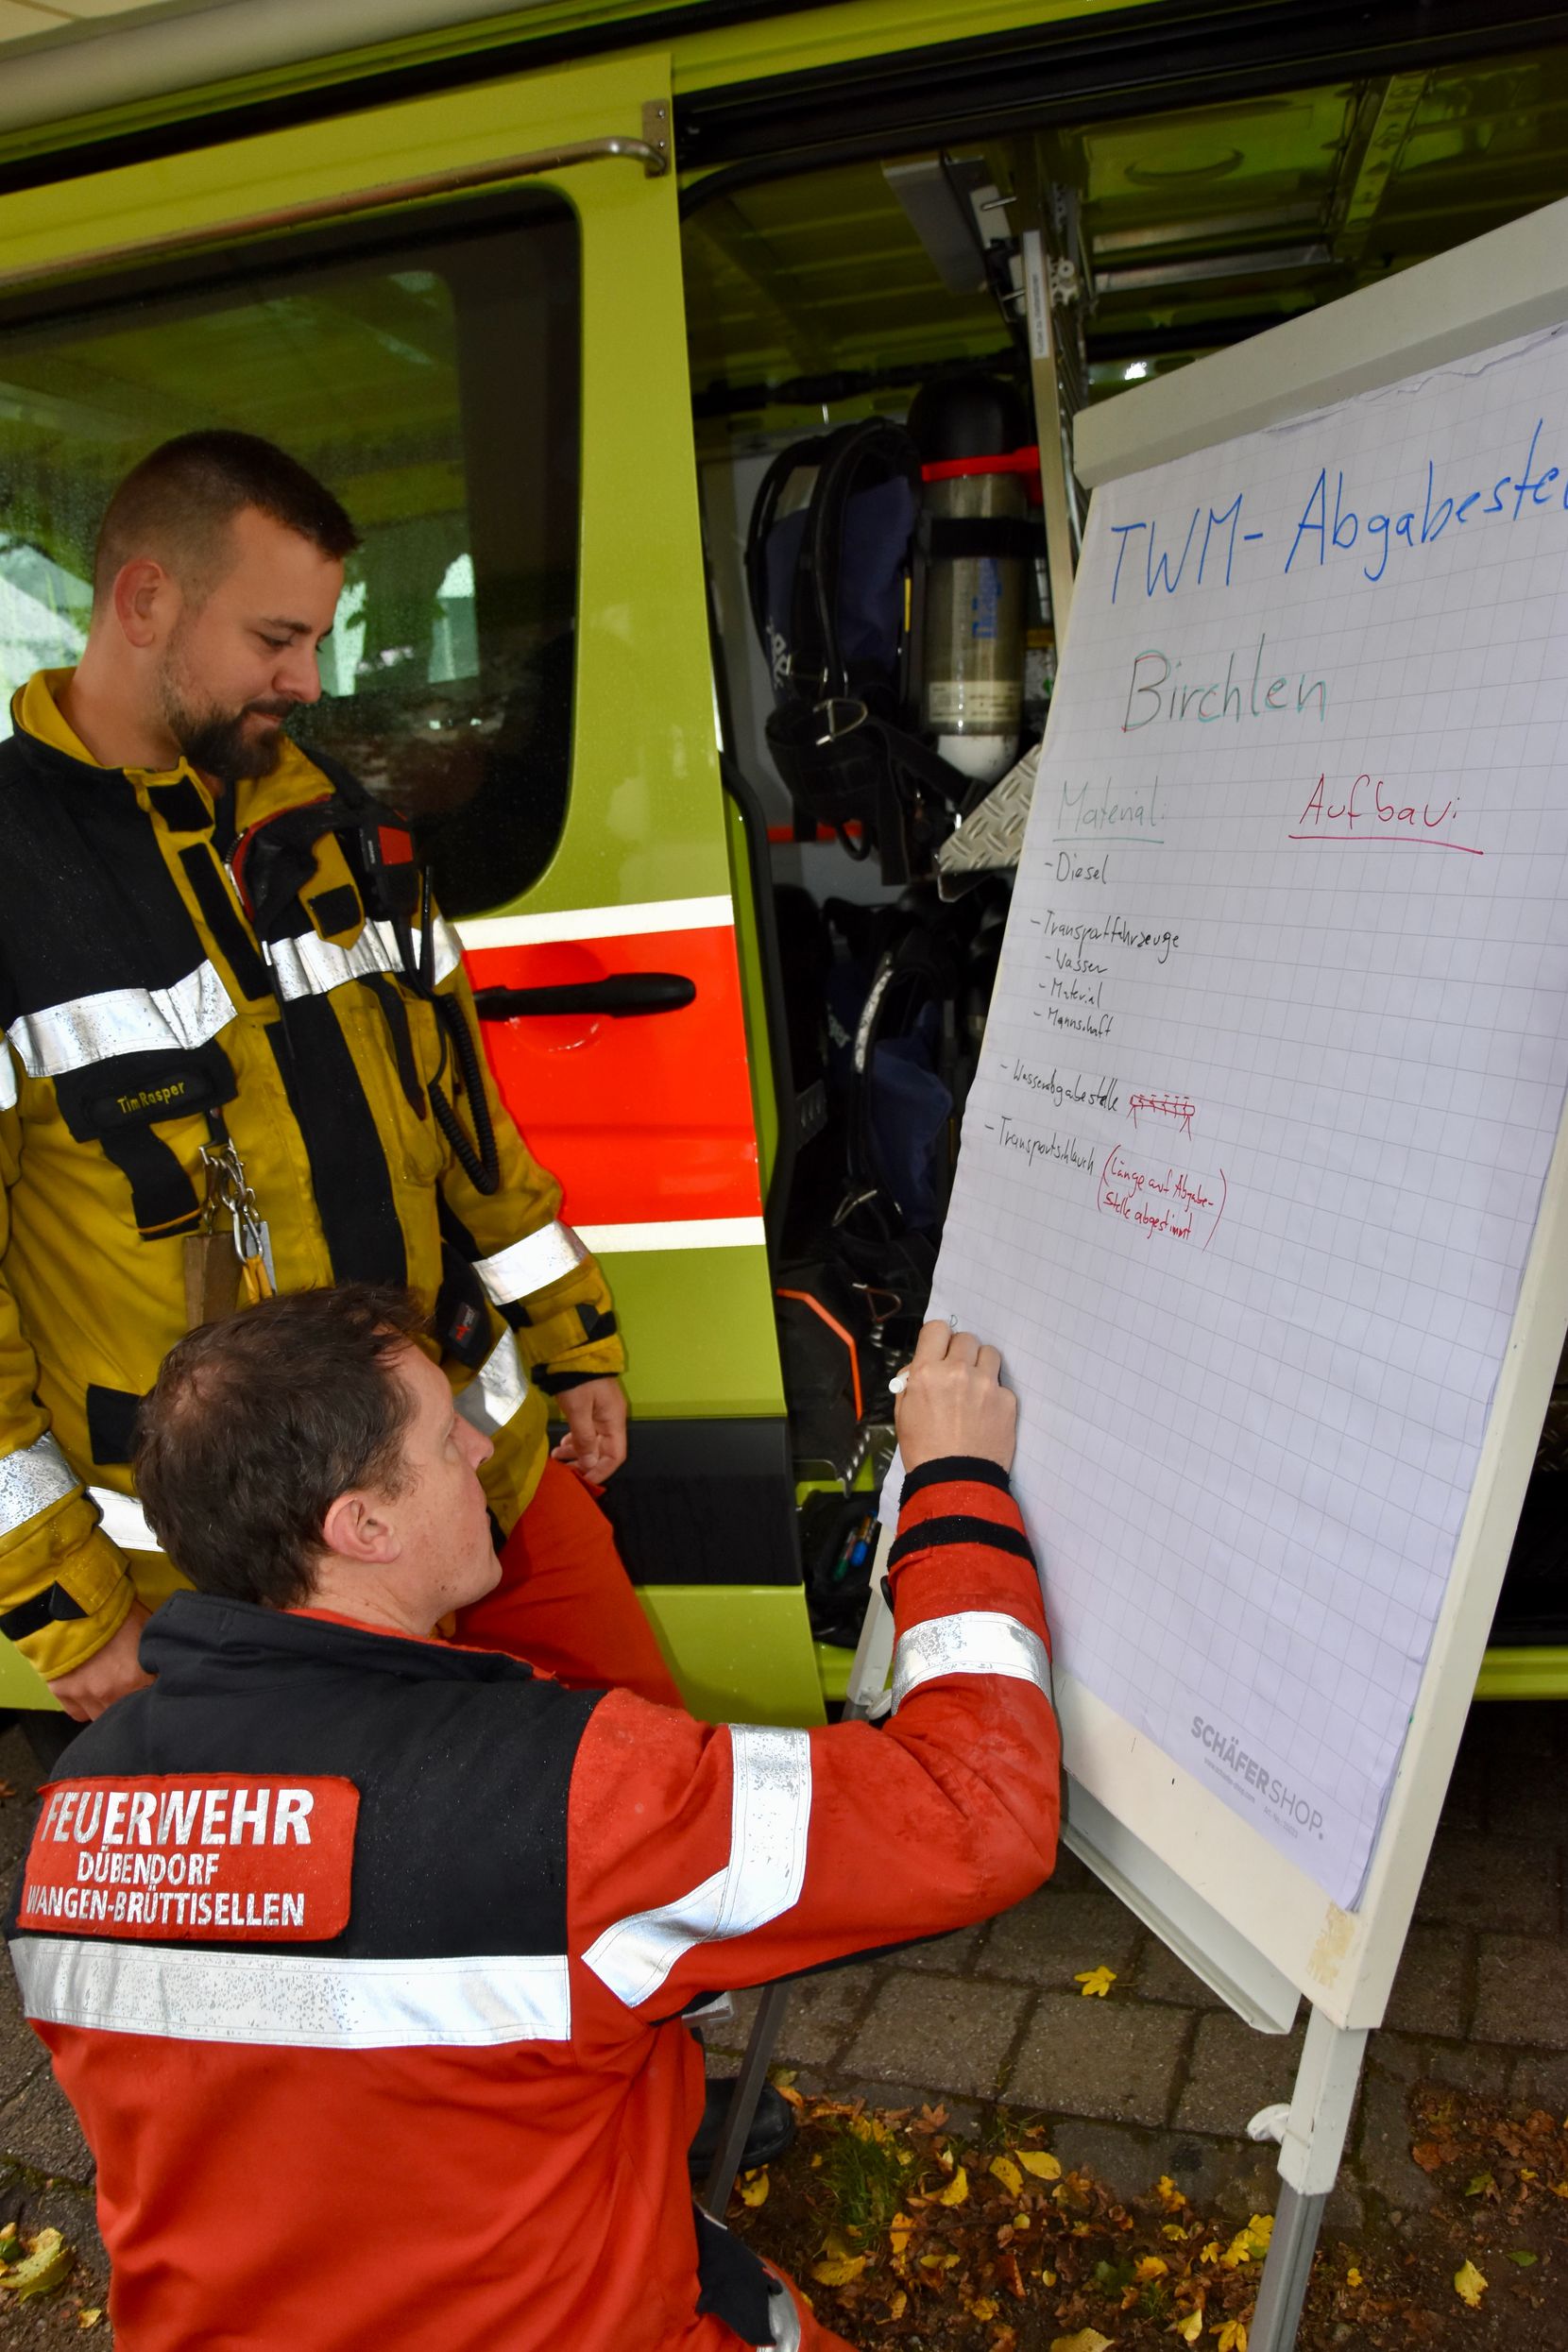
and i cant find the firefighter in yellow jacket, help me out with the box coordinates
[0,431,675,1725]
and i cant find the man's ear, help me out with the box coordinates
[318,1489,401,1566]
[111,557,178,651]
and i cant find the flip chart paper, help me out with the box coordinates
[926,324,1568,1907]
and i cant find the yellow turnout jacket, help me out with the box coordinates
[0,671,623,1679]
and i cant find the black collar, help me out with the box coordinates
[139,1589,535,1692]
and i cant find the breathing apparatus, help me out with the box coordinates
[230,764,501,1197]
[907,374,1035,790]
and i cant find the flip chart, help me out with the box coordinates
[926,321,1568,1907]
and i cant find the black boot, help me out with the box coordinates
[688,2077,797,2180]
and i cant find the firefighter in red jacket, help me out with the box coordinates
[6,1292,1059,2351]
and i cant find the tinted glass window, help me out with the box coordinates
[0,200,580,915]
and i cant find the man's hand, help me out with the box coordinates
[46,1602,154,1724]
[895,1321,1016,1474]
[551,1377,628,1485]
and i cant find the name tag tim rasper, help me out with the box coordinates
[19,1776,359,1943]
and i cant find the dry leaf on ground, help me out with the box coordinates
[1452,2258,1488,2308]
[1074,1967,1117,1999]
[0,2228,73,2299]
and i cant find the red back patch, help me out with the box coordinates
[19,1776,359,1944]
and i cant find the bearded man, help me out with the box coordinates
[0,430,677,1729]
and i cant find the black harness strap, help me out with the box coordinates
[177,844,272,1003]
[96,1126,205,1236]
[264,1011,408,1286]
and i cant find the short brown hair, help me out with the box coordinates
[94,429,360,606]
[135,1285,429,1610]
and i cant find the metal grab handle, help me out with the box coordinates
[0,125,669,300]
[474,972,696,1020]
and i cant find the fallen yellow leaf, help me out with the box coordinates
[1346,2267,1362,2288]
[1135,2256,1169,2281]
[811,2254,868,2287]
[1215,2324,1247,2352]
[1453,2260,1488,2309]
[888,2213,914,2258]
[1162,2224,1189,2241]
[967,2295,999,2320]
[1155,2173,1187,2208]
[1075,1966,1117,1998]
[738,2168,770,2207]
[1038,2268,1058,2286]
[1170,2315,1202,2345]
[1049,2332,1114,2352]
[3,2230,71,2300]
[1219,2214,1273,2269]
[1018,2149,1063,2180]
[888,2290,907,2320]
[77,2315,103,2334]
[989,2155,1024,2197]
[934,2165,969,2207]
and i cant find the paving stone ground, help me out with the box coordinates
[0,1696,1563,2338]
[703,1695,1568,2240]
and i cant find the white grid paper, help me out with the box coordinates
[922,325,1568,1907]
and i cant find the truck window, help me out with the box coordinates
[0,197,580,916]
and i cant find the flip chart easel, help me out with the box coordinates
[867,195,1568,2349]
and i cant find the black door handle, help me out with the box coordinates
[474,972,697,1019]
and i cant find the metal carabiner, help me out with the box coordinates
[812,696,868,748]
[198,1140,270,1273]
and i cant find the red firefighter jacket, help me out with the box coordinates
[5,1459,1059,2350]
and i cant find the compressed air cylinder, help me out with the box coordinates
[909,376,1030,787]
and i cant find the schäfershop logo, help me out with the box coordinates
[1189,1717,1324,1839]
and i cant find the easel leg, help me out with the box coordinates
[1249,2008,1367,2352]
[1250,2182,1327,2348]
[843,1522,895,1722]
[701,1980,793,2217]
[698,1532,897,2220]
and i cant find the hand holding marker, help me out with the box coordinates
[889,1321,1016,1475]
[887,1311,959,1394]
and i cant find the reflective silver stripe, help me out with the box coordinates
[472,1221,588,1304]
[758,2273,803,2352]
[9,961,236,1080]
[0,1432,77,1540]
[264,917,461,1004]
[89,1488,157,1552]
[891,1611,1053,1713]
[454,1328,530,1439]
[10,1935,571,2049]
[584,1724,812,2008]
[0,1042,16,1114]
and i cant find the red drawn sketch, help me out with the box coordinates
[1129,1091,1197,1137]
[1099,1145,1227,1250]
